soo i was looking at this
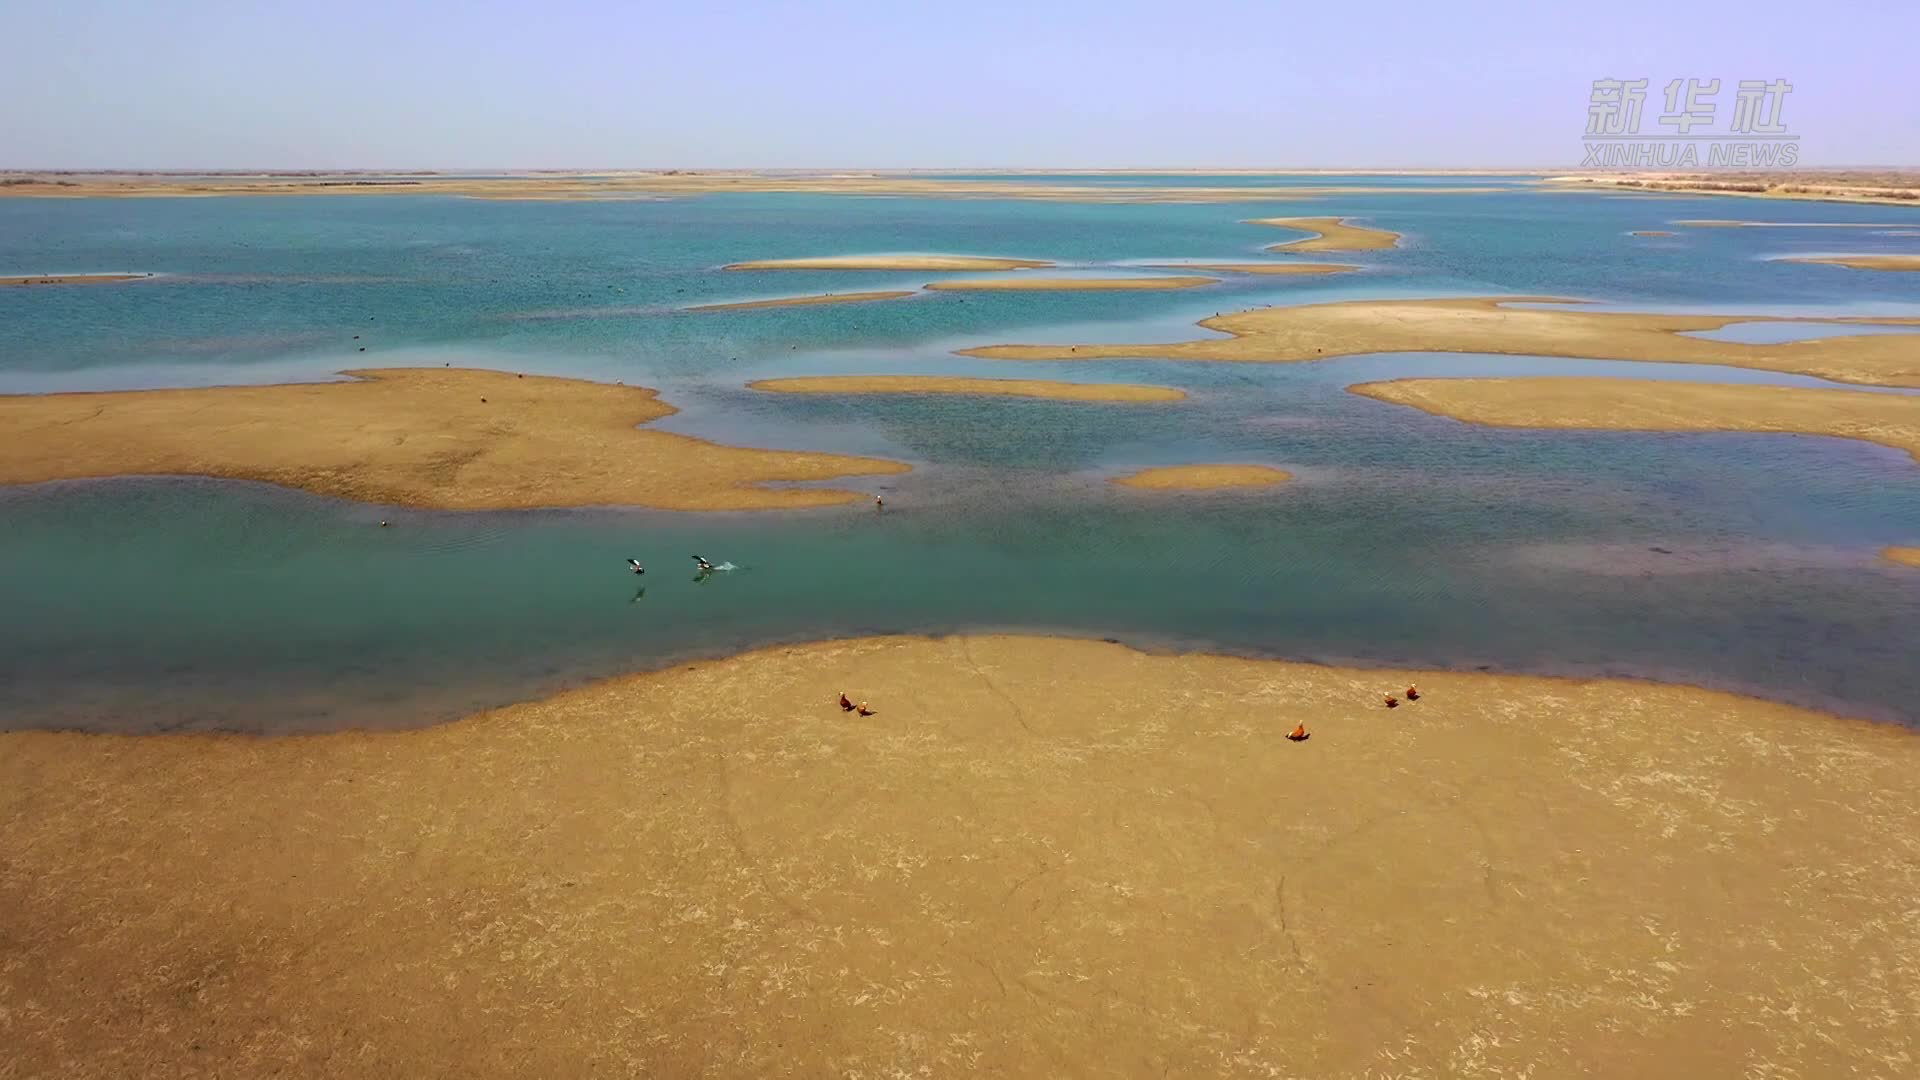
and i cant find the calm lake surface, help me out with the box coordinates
[3,179,1918,731]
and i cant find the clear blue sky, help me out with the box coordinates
[3,0,1914,168]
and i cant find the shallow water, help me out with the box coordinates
[2,180,1918,731]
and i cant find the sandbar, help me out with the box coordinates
[1543,170,1920,207]
[1148,262,1358,276]
[0,171,1514,205]
[1113,463,1293,489]
[1247,215,1401,251]
[1784,255,1920,272]
[724,254,1052,272]
[923,275,1217,292]
[1348,376,1920,464]
[1884,546,1920,568]
[0,368,907,511]
[1675,219,1912,229]
[1,273,151,286]
[1628,230,1674,237]
[749,375,1185,403]
[4,633,1917,1078]
[958,295,1920,388]
[684,290,915,312]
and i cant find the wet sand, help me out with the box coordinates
[4,633,1917,1078]
[1247,216,1401,251]
[749,376,1186,403]
[1,273,151,286]
[725,255,1052,272]
[923,275,1217,292]
[1149,262,1358,275]
[1348,377,1920,464]
[959,296,1920,388]
[684,290,916,312]
[0,172,1511,204]
[1882,547,1920,568]
[1113,464,1293,489]
[0,368,907,511]
[1786,255,1920,272]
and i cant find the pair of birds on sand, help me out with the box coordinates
[838,693,875,717]
[625,555,715,575]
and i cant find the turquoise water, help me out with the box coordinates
[3,180,1919,731]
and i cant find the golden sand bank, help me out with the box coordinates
[1247,216,1401,251]
[1,273,151,286]
[1884,546,1920,567]
[1149,262,1359,275]
[684,290,915,312]
[4,634,1916,1078]
[959,296,1920,388]
[1544,170,1920,207]
[923,275,1217,292]
[0,368,906,510]
[1349,377,1920,464]
[748,376,1185,403]
[1785,255,1920,272]
[1113,464,1293,489]
[725,255,1052,272]
[0,172,1511,204]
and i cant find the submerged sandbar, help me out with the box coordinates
[3,633,1916,1078]
[958,296,1920,388]
[749,375,1185,402]
[923,275,1216,292]
[0,368,907,511]
[724,254,1052,272]
[1349,376,1920,465]
[1247,215,1401,251]
[684,289,915,312]
[1113,463,1293,489]
[1784,255,1920,272]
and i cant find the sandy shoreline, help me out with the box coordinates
[1149,261,1358,275]
[923,275,1216,292]
[1545,171,1920,207]
[1247,215,1401,251]
[1349,376,1920,465]
[725,254,1052,272]
[749,375,1185,402]
[1113,463,1292,489]
[3,632,1916,1078]
[0,368,908,511]
[1785,255,1920,272]
[958,295,1920,388]
[1885,546,1920,568]
[684,290,915,311]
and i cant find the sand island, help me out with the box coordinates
[1150,262,1359,276]
[1349,377,1920,465]
[2,272,152,286]
[1784,255,1920,272]
[958,296,1920,388]
[684,290,916,312]
[0,368,908,511]
[4,633,1917,1078]
[749,375,1186,403]
[1884,547,1920,568]
[923,275,1217,292]
[1113,464,1293,489]
[1247,216,1401,251]
[724,255,1053,272]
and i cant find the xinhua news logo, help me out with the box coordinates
[1583,79,1798,168]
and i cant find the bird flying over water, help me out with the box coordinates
[626,558,645,574]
